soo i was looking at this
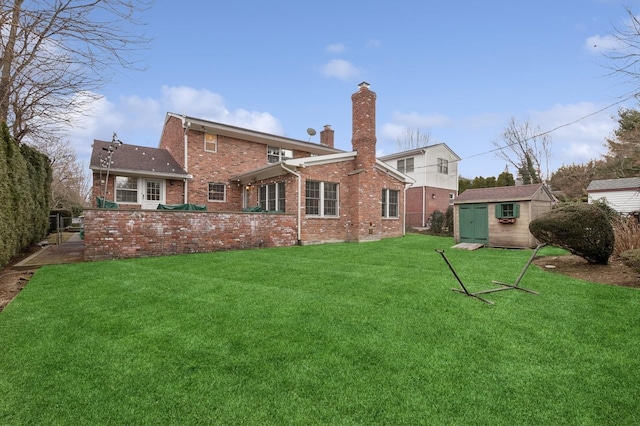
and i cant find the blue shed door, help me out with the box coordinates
[459,204,489,244]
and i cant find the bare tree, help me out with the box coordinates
[601,6,640,90]
[396,128,433,151]
[0,0,152,144]
[39,136,91,212]
[492,117,552,183]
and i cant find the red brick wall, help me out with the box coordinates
[83,209,297,261]
[159,116,185,166]
[406,186,425,227]
[405,186,455,227]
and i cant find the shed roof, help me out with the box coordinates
[586,177,640,192]
[453,183,553,204]
[89,140,190,179]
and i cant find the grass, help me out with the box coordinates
[0,234,639,425]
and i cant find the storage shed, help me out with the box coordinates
[453,183,556,248]
[587,177,640,215]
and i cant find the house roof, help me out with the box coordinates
[378,143,461,161]
[89,140,191,179]
[166,113,344,156]
[586,177,640,192]
[229,152,415,185]
[453,183,554,204]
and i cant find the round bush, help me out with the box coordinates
[620,249,640,274]
[529,203,614,265]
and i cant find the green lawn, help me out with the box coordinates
[1,234,638,425]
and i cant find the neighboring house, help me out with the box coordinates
[452,183,556,248]
[586,177,640,215]
[90,82,413,244]
[379,144,460,227]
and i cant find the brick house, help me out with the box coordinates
[379,144,460,227]
[89,82,413,245]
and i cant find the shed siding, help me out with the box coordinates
[488,201,534,248]
[588,189,640,215]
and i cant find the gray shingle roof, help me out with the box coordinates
[454,183,552,203]
[89,140,189,178]
[586,177,640,191]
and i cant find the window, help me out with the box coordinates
[115,176,138,203]
[437,158,448,174]
[258,182,286,212]
[495,203,520,218]
[396,157,414,173]
[267,146,293,163]
[204,133,217,152]
[208,182,226,202]
[381,189,399,218]
[305,181,338,217]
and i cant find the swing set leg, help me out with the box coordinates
[476,243,546,295]
[435,249,494,305]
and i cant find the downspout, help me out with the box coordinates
[281,163,302,244]
[404,183,409,236]
[422,148,427,227]
[183,120,190,203]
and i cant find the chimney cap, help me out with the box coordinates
[323,124,332,130]
[358,81,370,90]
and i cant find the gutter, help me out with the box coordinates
[281,163,302,244]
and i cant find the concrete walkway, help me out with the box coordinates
[14,233,85,270]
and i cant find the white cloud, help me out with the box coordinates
[325,43,347,54]
[585,34,620,53]
[390,111,452,128]
[366,39,381,48]
[321,59,361,80]
[529,102,616,167]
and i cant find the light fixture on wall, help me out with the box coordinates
[432,194,436,199]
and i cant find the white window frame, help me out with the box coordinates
[115,176,138,204]
[267,146,293,163]
[397,158,414,173]
[437,158,449,174]
[258,182,286,212]
[305,181,338,217]
[382,189,399,218]
[204,133,217,153]
[208,182,226,202]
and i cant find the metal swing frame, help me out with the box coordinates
[435,243,545,305]
[435,249,494,305]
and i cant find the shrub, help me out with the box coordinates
[428,210,445,235]
[620,249,640,274]
[444,205,454,235]
[592,198,622,223]
[612,216,640,256]
[529,203,614,265]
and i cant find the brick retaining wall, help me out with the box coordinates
[83,209,297,261]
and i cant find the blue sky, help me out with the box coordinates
[72,0,640,179]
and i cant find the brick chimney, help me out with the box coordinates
[351,82,376,168]
[320,124,334,148]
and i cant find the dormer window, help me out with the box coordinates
[267,146,293,163]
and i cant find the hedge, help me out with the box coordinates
[0,123,52,268]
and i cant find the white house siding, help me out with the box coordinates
[588,190,640,215]
[382,145,458,190]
